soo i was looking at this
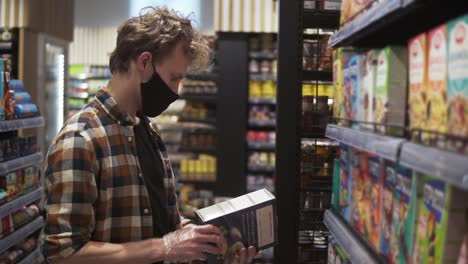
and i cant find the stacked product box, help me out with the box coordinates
[408,33,428,132]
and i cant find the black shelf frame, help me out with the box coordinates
[179,94,217,104]
[303,70,333,82]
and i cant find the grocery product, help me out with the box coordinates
[375,46,408,132]
[413,174,468,264]
[381,161,397,258]
[340,0,352,26]
[338,48,356,121]
[14,104,39,119]
[447,15,468,137]
[366,154,383,251]
[3,90,14,120]
[408,33,428,131]
[332,159,340,210]
[333,49,343,119]
[338,144,352,221]
[350,149,365,235]
[13,92,32,104]
[8,79,24,92]
[344,54,363,123]
[390,166,418,264]
[360,50,378,128]
[427,25,449,133]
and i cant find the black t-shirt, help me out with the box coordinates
[134,115,170,238]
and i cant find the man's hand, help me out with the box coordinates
[162,224,222,262]
[224,245,261,264]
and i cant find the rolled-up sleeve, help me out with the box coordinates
[43,131,98,262]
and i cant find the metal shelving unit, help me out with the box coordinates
[0,217,44,254]
[0,188,44,219]
[0,117,44,132]
[0,153,43,175]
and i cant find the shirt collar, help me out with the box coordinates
[95,89,135,126]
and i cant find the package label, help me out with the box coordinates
[408,34,427,130]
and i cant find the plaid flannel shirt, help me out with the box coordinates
[43,89,181,261]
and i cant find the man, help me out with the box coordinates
[43,7,256,264]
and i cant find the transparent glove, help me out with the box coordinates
[162,224,222,262]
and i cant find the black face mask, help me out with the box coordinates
[140,64,179,117]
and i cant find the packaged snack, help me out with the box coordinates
[333,49,343,119]
[338,48,356,121]
[332,159,340,210]
[427,25,449,133]
[345,55,363,123]
[338,144,352,221]
[14,104,39,119]
[340,0,353,26]
[351,149,365,235]
[8,79,24,92]
[360,50,378,128]
[375,46,408,133]
[3,90,14,120]
[408,33,428,130]
[447,15,468,137]
[366,154,383,251]
[381,161,397,258]
[413,174,468,264]
[5,172,17,200]
[390,166,419,264]
[13,92,32,104]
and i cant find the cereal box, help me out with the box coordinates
[360,50,378,129]
[333,49,343,119]
[350,149,364,234]
[390,166,419,264]
[447,15,468,137]
[337,49,356,122]
[332,159,341,210]
[344,55,363,124]
[381,161,397,259]
[413,174,468,264]
[375,47,408,133]
[338,144,352,221]
[408,33,428,131]
[427,25,449,133]
[366,154,383,251]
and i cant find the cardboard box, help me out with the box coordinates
[335,48,356,121]
[408,33,428,131]
[196,189,277,264]
[367,154,383,251]
[427,25,449,133]
[381,161,397,259]
[344,54,363,124]
[338,144,352,221]
[412,174,468,264]
[350,149,365,234]
[390,166,419,264]
[375,46,408,133]
[447,15,468,137]
[361,50,378,128]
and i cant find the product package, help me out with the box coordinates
[366,154,383,251]
[14,104,39,119]
[345,55,363,124]
[360,50,378,129]
[375,46,408,133]
[332,159,341,210]
[328,237,352,264]
[413,174,468,264]
[408,33,428,131]
[447,15,468,137]
[334,48,355,121]
[13,92,32,105]
[196,189,277,264]
[427,25,449,134]
[390,166,419,264]
[381,161,397,258]
[351,149,365,235]
[338,144,352,221]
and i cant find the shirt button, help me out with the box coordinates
[128,137,132,142]
[144,208,149,214]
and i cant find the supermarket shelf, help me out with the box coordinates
[325,124,404,162]
[303,70,333,82]
[247,142,276,151]
[185,72,217,81]
[69,92,89,99]
[0,217,44,254]
[178,147,217,156]
[0,117,45,132]
[400,142,468,191]
[303,10,340,29]
[179,94,217,104]
[249,51,277,60]
[0,153,43,175]
[247,165,275,174]
[18,246,42,264]
[0,187,44,219]
[178,179,216,188]
[250,73,277,81]
[248,120,276,129]
[178,117,216,126]
[328,0,468,47]
[323,209,386,264]
[248,97,277,105]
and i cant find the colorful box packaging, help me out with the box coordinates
[413,174,468,264]
[338,144,352,221]
[337,48,356,122]
[350,149,364,234]
[366,154,383,251]
[333,49,343,119]
[332,159,341,210]
[381,161,397,259]
[427,25,449,133]
[447,15,468,137]
[360,50,378,129]
[408,33,428,131]
[390,166,419,264]
[375,46,408,133]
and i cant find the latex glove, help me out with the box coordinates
[224,245,259,264]
[162,224,222,262]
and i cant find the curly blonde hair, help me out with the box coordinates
[109,6,211,74]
